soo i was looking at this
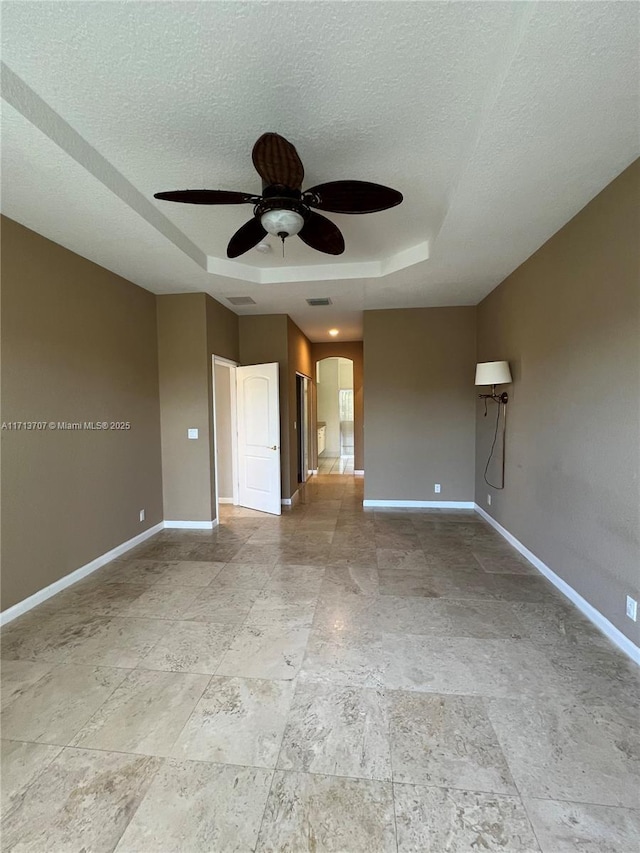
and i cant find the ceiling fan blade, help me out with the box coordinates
[303,180,403,214]
[154,189,257,205]
[298,211,345,255]
[252,133,304,189]
[227,217,267,258]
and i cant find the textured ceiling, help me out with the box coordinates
[2,1,638,341]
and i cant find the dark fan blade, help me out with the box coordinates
[298,211,345,255]
[252,133,304,189]
[227,217,267,258]
[154,189,257,205]
[303,180,403,214]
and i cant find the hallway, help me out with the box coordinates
[1,474,638,851]
[316,455,355,475]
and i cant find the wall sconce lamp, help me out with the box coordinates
[475,360,512,406]
[475,361,512,490]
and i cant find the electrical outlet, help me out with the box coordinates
[139,509,145,522]
[487,494,492,506]
[434,484,441,494]
[626,595,637,622]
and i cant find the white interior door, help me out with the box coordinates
[236,362,281,515]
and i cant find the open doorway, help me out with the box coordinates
[316,357,354,475]
[212,357,239,510]
[212,357,282,516]
[296,373,311,484]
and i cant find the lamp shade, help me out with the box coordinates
[260,209,304,237]
[475,361,512,386]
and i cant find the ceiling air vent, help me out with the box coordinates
[306,297,332,307]
[226,296,256,306]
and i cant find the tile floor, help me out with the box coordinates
[1,473,639,852]
[317,454,354,475]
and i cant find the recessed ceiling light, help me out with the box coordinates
[329,328,339,337]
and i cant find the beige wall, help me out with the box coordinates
[156,294,212,522]
[1,217,163,610]
[157,293,239,523]
[311,341,364,471]
[364,308,476,501]
[476,159,640,643]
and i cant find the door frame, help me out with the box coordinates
[211,356,239,512]
[295,371,313,484]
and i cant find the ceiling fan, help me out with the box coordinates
[154,133,403,258]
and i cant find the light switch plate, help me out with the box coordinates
[188,428,198,440]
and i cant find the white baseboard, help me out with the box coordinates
[217,498,234,505]
[474,504,640,666]
[363,499,475,509]
[354,470,365,476]
[164,519,218,529]
[282,489,300,507]
[0,522,164,627]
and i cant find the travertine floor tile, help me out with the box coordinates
[300,629,385,689]
[473,552,537,575]
[524,797,640,853]
[71,669,210,756]
[173,676,294,767]
[99,559,172,585]
[209,562,274,590]
[1,740,62,815]
[0,747,160,852]
[374,597,525,638]
[382,635,566,697]
[487,696,640,808]
[278,682,392,780]
[47,581,151,616]
[0,664,127,744]
[245,588,319,628]
[114,760,272,853]
[394,783,540,852]
[63,616,168,667]
[377,548,429,570]
[510,600,613,648]
[124,584,201,619]
[0,610,108,663]
[321,564,379,597]
[0,659,53,709]
[139,621,237,673]
[216,624,310,680]
[256,770,396,853]
[1,479,637,853]
[389,692,516,793]
[543,643,640,713]
[183,587,261,622]
[153,560,226,587]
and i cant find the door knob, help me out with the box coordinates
[270,445,278,450]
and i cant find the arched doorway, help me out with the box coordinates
[316,357,354,474]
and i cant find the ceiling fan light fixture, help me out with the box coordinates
[260,208,304,238]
